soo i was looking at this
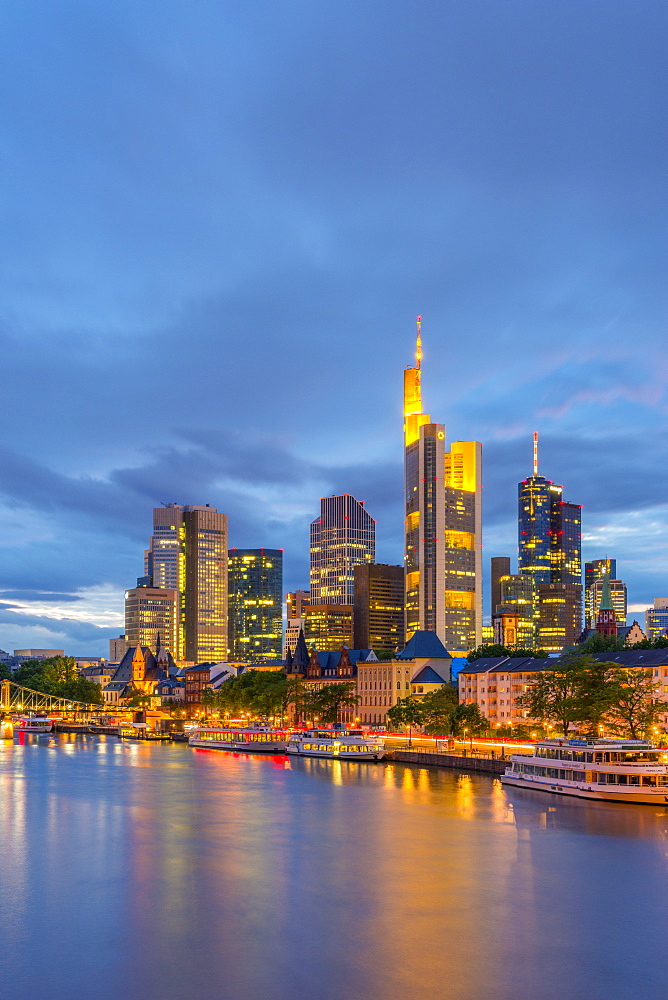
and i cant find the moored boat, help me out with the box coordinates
[118,722,170,741]
[501,737,668,804]
[14,716,53,734]
[286,729,386,761]
[189,722,289,752]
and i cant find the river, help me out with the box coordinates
[1,734,667,1000]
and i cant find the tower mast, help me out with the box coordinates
[533,431,539,477]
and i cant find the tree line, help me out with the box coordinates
[519,653,661,739]
[199,670,359,726]
[10,657,104,705]
[387,685,487,737]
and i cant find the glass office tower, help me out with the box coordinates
[228,549,283,662]
[403,318,482,653]
[310,494,375,604]
[517,437,582,651]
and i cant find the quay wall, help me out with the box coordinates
[389,750,508,775]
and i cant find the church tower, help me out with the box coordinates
[595,576,618,637]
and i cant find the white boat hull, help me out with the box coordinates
[189,738,288,753]
[501,774,668,805]
[286,746,385,760]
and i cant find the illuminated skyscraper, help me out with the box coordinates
[585,559,626,628]
[403,317,482,653]
[353,563,405,655]
[310,494,375,604]
[125,584,179,656]
[517,435,582,650]
[145,504,228,662]
[228,549,282,662]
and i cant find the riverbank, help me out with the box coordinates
[389,749,507,774]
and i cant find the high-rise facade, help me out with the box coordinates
[228,549,283,662]
[490,556,511,615]
[310,495,375,604]
[284,590,310,656]
[403,318,482,653]
[125,585,179,656]
[584,559,626,627]
[646,599,668,641]
[144,504,228,662]
[303,603,354,649]
[496,573,535,647]
[517,435,582,651]
[353,563,405,655]
[587,577,627,629]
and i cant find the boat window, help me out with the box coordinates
[617,774,628,784]
[642,776,657,786]
[628,775,640,785]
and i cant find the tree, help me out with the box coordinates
[12,656,103,705]
[419,685,458,734]
[310,682,358,726]
[571,634,626,655]
[518,654,617,736]
[386,696,425,745]
[450,703,488,738]
[604,668,663,739]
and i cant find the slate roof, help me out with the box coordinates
[397,630,451,661]
[315,649,375,671]
[412,665,449,685]
[459,656,547,675]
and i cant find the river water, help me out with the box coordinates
[1,734,668,1000]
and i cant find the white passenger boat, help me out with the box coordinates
[501,738,668,804]
[286,729,386,761]
[14,716,53,734]
[188,722,290,753]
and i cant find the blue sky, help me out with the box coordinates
[1,1,667,655]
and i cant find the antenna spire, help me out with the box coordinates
[415,315,422,370]
[533,431,539,476]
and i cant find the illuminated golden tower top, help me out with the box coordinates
[404,315,430,445]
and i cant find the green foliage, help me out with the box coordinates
[604,668,663,739]
[517,653,662,739]
[571,634,626,654]
[450,702,488,738]
[12,656,103,705]
[0,663,11,681]
[204,670,290,719]
[309,682,359,725]
[419,685,458,733]
[386,695,425,731]
[466,644,547,662]
[388,689,489,739]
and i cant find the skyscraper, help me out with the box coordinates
[284,590,310,656]
[490,556,511,615]
[353,563,405,655]
[584,559,626,627]
[403,317,482,653]
[646,599,668,641]
[228,548,283,662]
[517,434,582,651]
[144,504,228,662]
[310,494,375,604]
[125,584,179,656]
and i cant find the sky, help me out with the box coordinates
[1,0,667,656]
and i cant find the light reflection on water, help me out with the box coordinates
[1,737,668,1000]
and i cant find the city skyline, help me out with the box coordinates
[1,3,667,653]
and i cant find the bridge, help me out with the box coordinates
[0,679,105,714]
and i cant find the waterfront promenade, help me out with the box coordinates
[2,734,668,1000]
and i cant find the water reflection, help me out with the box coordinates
[1,739,668,1000]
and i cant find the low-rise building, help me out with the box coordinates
[357,630,452,727]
